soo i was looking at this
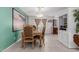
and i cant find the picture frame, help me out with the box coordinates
[12,8,26,32]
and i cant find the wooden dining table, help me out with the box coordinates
[33,30,43,47]
[33,30,42,36]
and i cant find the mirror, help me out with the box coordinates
[59,14,67,30]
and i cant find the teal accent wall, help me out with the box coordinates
[0,7,19,51]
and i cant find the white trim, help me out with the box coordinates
[2,38,21,52]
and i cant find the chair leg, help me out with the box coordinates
[39,39,42,47]
[21,40,24,48]
[34,40,36,45]
[22,40,25,48]
[23,42,26,48]
[32,41,34,48]
[43,38,45,46]
[39,36,41,47]
[22,39,26,48]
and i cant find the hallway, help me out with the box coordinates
[4,34,79,52]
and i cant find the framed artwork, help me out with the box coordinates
[12,8,26,32]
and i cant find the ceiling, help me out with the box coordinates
[19,7,67,17]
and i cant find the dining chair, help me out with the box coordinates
[41,26,46,46]
[21,25,35,48]
[33,25,36,31]
[33,26,46,47]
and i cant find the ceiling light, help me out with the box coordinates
[36,14,43,18]
[36,7,44,18]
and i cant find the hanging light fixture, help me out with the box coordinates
[36,13,43,18]
[36,7,44,18]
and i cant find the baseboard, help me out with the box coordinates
[2,38,21,52]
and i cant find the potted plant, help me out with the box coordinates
[73,10,79,34]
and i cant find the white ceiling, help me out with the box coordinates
[19,7,67,16]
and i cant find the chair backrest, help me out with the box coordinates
[33,25,36,31]
[23,25,33,38]
[42,26,46,36]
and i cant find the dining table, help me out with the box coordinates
[33,30,43,47]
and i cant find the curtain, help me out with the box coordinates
[42,19,47,27]
[35,19,41,29]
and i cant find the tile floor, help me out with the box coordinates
[4,34,79,52]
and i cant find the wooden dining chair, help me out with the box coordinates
[33,25,36,31]
[22,25,35,48]
[33,26,46,47]
[41,26,46,46]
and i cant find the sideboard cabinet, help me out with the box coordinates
[73,34,79,46]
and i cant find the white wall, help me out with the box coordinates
[28,16,36,25]
[54,8,79,48]
[68,8,79,48]
[56,8,69,47]
[45,17,53,34]
[25,16,29,24]
[57,8,79,48]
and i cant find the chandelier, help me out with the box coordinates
[36,7,44,18]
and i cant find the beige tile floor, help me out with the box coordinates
[4,34,79,52]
